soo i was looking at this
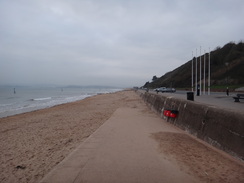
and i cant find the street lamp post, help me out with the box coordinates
[195,48,198,95]
[200,46,202,95]
[192,51,194,92]
[208,48,211,95]
[204,50,206,95]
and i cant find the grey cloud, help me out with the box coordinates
[0,0,243,87]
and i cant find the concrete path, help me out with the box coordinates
[40,106,200,183]
[152,91,244,113]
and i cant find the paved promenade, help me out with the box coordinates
[40,91,244,183]
[40,106,200,183]
[152,90,244,113]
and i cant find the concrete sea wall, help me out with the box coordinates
[139,91,244,160]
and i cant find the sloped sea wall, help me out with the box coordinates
[139,91,244,160]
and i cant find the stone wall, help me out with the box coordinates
[139,91,244,160]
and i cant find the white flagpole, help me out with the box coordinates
[195,48,198,95]
[204,50,206,95]
[208,48,211,95]
[192,51,194,92]
[200,46,202,95]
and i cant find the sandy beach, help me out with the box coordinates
[0,90,137,183]
[1,90,244,183]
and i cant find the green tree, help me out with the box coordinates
[152,75,158,82]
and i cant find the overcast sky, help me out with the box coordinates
[0,0,243,87]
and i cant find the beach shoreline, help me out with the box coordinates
[0,90,135,183]
[1,90,243,183]
[0,87,122,119]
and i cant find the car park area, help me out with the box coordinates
[154,87,176,93]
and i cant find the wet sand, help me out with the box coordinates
[0,90,243,183]
[152,132,244,182]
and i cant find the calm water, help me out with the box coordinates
[0,86,122,118]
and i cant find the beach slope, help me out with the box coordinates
[0,90,243,183]
[0,90,136,183]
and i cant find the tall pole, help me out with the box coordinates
[204,50,206,95]
[208,48,211,95]
[195,48,198,94]
[192,51,194,92]
[200,46,202,95]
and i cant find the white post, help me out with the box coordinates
[204,50,206,95]
[200,46,202,95]
[208,48,211,95]
[195,48,198,95]
[192,51,194,92]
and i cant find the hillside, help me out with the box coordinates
[144,41,244,91]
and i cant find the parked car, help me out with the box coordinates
[154,87,176,93]
[140,87,149,92]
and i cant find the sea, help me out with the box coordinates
[0,86,122,118]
